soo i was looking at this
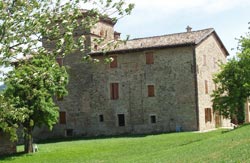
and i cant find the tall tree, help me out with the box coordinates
[0,0,134,153]
[212,25,250,124]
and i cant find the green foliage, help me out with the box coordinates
[0,94,30,141]
[0,0,134,153]
[212,26,250,124]
[1,125,250,162]
[4,54,68,131]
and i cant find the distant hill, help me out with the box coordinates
[0,84,6,91]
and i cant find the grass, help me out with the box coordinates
[1,125,250,163]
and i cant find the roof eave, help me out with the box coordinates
[195,29,229,56]
[90,42,195,56]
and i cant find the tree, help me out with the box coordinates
[212,26,250,124]
[4,54,68,153]
[0,94,30,141]
[0,0,134,153]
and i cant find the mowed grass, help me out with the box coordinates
[1,125,250,163]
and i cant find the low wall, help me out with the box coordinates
[0,131,16,156]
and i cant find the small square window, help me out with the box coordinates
[66,129,73,137]
[99,114,104,122]
[150,115,156,123]
[118,114,125,126]
[56,94,63,101]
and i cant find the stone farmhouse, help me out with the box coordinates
[36,14,238,139]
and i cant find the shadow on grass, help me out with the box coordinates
[180,139,202,146]
[37,131,183,145]
[0,151,33,161]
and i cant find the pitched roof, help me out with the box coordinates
[92,28,229,55]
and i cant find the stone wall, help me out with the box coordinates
[33,45,199,139]
[196,33,231,130]
[245,100,250,123]
[0,132,16,156]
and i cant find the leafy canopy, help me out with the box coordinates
[212,25,250,124]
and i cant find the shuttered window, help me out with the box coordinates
[145,52,154,64]
[110,83,119,100]
[148,85,155,97]
[110,56,117,68]
[205,108,212,122]
[59,111,66,124]
[205,80,208,94]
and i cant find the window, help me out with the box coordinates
[145,52,154,64]
[205,80,208,94]
[59,111,66,124]
[56,57,63,67]
[110,83,119,100]
[205,108,212,122]
[203,55,206,66]
[148,85,155,97]
[66,129,73,137]
[56,94,63,101]
[150,115,156,123]
[118,114,125,126]
[99,114,104,122]
[110,56,117,68]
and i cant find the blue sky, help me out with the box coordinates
[114,0,250,57]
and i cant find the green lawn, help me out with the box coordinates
[1,125,250,163]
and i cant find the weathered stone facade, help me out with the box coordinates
[0,131,16,156]
[35,16,232,139]
[245,99,250,123]
[196,33,231,130]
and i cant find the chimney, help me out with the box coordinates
[186,26,192,32]
[114,31,121,40]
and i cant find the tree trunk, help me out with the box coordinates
[24,127,33,153]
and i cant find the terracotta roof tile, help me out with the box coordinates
[114,28,214,51]
[91,28,229,55]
